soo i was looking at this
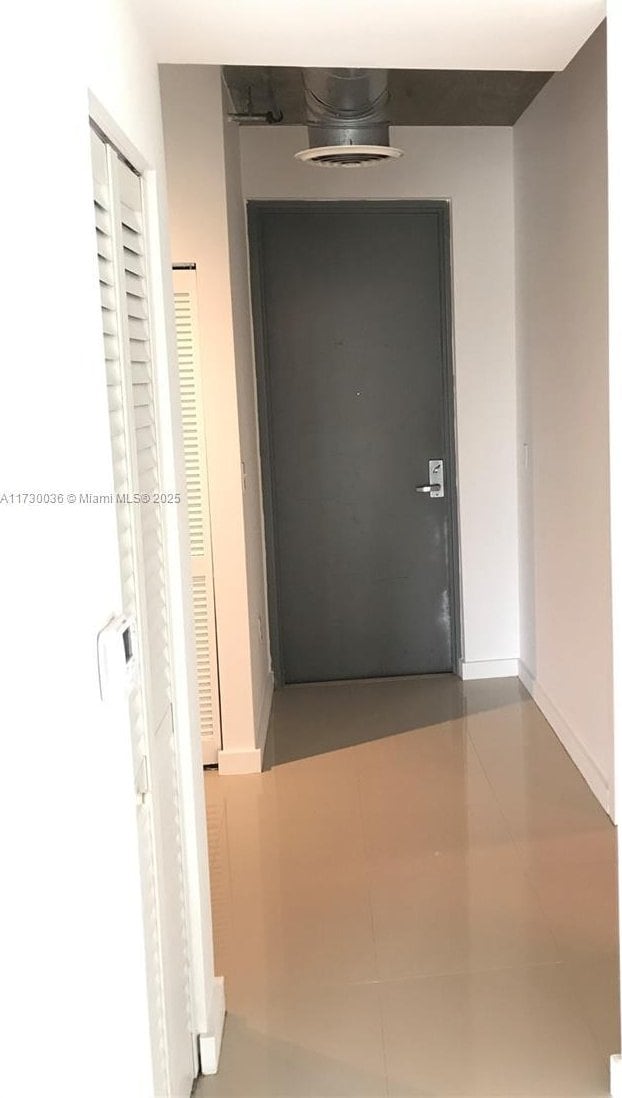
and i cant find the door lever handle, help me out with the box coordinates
[415,460,444,498]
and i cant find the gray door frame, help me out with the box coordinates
[248,199,462,686]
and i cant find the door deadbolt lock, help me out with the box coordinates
[415,459,444,499]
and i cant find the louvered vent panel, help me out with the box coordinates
[173,270,221,761]
[192,575,216,737]
[174,291,205,558]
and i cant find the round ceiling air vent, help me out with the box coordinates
[294,144,403,167]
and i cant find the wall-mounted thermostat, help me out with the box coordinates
[97,614,138,702]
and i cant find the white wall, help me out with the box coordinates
[240,125,520,672]
[514,23,613,813]
[1,1,215,1093]
[134,0,605,72]
[606,4,622,1082]
[222,107,274,750]
[160,66,272,770]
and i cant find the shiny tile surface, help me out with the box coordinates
[197,676,619,1097]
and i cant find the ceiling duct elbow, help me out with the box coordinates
[295,68,403,166]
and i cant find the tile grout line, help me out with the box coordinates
[463,705,573,943]
[462,696,618,1072]
[336,955,568,990]
[356,769,391,1097]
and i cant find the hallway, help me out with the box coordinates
[199,676,619,1097]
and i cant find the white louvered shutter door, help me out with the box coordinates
[90,131,169,1094]
[116,164,172,731]
[90,130,194,1098]
[173,269,221,765]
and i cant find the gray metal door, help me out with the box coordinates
[249,201,459,685]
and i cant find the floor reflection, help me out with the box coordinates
[200,675,619,1098]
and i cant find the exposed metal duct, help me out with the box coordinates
[295,68,403,166]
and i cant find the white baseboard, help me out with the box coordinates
[201,734,219,767]
[459,658,519,681]
[610,1053,622,1097]
[217,672,274,776]
[217,746,262,775]
[198,975,226,1075]
[518,661,611,816]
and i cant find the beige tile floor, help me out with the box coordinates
[197,675,619,1097]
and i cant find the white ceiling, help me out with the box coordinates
[133,0,606,71]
